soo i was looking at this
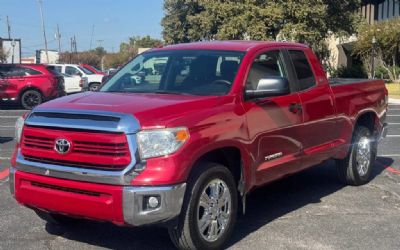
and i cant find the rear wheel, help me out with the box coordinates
[336,126,377,186]
[169,162,238,250]
[21,90,42,110]
[34,209,81,226]
[89,83,100,91]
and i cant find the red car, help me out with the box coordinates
[10,41,388,249]
[0,64,65,109]
[79,64,105,75]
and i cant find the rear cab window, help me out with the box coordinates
[288,50,316,91]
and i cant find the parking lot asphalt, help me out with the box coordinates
[0,104,400,250]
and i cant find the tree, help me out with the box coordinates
[353,18,400,82]
[161,0,361,61]
[59,50,104,68]
[120,35,163,59]
[0,48,8,63]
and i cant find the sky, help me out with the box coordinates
[0,0,164,56]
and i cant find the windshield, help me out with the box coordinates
[78,66,94,75]
[100,50,245,96]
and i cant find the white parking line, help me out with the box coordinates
[379,154,400,157]
[0,157,10,160]
[0,126,14,128]
[387,135,400,137]
[0,116,20,118]
[389,123,400,125]
[387,115,400,117]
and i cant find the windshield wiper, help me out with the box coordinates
[154,90,192,95]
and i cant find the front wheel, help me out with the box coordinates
[89,83,100,91]
[21,90,42,109]
[169,162,238,250]
[336,126,377,186]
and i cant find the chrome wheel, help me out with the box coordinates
[356,136,371,177]
[197,178,232,243]
[89,83,99,91]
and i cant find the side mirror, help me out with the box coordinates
[246,76,290,99]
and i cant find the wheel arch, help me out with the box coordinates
[19,86,44,101]
[186,143,252,198]
[354,110,380,136]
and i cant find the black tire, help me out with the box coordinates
[34,209,81,226]
[20,90,42,110]
[336,126,377,186]
[169,162,238,250]
[89,83,100,91]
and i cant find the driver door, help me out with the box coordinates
[242,49,304,186]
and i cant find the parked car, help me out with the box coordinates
[48,63,104,91]
[0,64,64,109]
[80,64,106,75]
[10,41,388,249]
[61,73,85,94]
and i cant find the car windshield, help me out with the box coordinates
[100,50,245,96]
[78,66,93,75]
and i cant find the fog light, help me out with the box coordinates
[148,196,159,208]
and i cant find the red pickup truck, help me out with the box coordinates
[10,41,388,250]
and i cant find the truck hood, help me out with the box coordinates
[38,92,222,127]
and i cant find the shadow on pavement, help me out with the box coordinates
[0,104,23,110]
[0,137,14,144]
[43,159,387,249]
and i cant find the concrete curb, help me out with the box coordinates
[389,98,400,104]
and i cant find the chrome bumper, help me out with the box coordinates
[378,123,388,142]
[123,183,186,226]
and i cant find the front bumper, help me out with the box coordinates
[10,170,186,226]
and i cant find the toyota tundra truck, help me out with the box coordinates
[9,41,388,250]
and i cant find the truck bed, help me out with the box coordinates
[328,78,380,86]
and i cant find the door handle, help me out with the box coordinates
[289,103,302,114]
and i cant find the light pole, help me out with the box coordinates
[371,36,377,79]
[37,0,49,63]
[11,39,16,64]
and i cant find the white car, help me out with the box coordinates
[61,73,85,94]
[48,64,104,91]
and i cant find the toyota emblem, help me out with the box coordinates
[54,138,71,154]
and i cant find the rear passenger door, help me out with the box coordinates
[286,49,337,166]
[243,49,304,185]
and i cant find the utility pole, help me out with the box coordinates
[6,16,11,39]
[73,35,77,53]
[37,0,49,63]
[89,24,94,50]
[96,39,104,48]
[56,24,61,54]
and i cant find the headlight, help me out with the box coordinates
[137,127,190,159]
[15,116,25,143]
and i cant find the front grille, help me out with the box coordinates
[21,125,131,171]
[24,155,126,171]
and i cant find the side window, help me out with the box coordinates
[246,50,287,91]
[7,66,26,77]
[65,66,80,76]
[55,66,62,73]
[23,68,42,76]
[288,50,315,91]
[0,66,12,77]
